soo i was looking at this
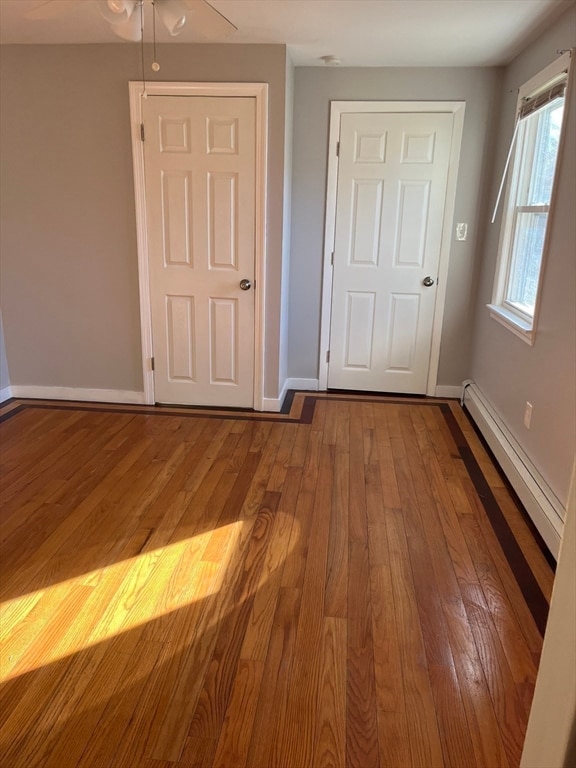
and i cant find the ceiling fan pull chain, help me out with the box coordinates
[152,0,160,71]
[140,1,147,97]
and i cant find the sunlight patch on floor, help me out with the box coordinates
[0,522,245,682]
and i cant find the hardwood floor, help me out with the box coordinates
[0,393,554,768]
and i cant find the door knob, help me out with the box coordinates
[423,276,435,287]
[239,279,252,291]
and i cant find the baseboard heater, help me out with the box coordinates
[461,380,564,559]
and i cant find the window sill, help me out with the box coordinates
[487,304,535,345]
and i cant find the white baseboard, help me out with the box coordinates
[286,378,319,392]
[0,385,13,403]
[259,396,283,413]
[435,385,463,398]
[260,378,320,413]
[9,385,146,406]
[462,380,564,558]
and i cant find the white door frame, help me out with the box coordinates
[319,100,465,395]
[129,81,268,409]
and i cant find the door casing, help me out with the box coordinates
[129,81,268,409]
[319,100,465,395]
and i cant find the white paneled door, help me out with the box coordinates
[328,112,454,394]
[143,95,256,406]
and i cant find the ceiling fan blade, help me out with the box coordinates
[183,0,237,40]
[110,9,143,41]
[25,1,77,20]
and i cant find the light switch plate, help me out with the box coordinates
[524,401,533,429]
[456,223,468,241]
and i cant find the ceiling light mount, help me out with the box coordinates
[97,0,187,41]
[320,55,341,66]
[27,0,237,43]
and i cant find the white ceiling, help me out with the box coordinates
[0,0,573,67]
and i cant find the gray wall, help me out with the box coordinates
[0,43,288,398]
[279,51,295,389]
[288,66,503,384]
[469,4,576,506]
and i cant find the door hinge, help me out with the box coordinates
[140,123,145,142]
[326,350,330,363]
[331,251,335,265]
[151,356,155,371]
[336,141,340,157]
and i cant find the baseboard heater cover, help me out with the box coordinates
[462,380,564,559]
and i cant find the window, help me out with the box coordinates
[489,52,571,343]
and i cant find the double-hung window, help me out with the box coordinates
[489,52,571,343]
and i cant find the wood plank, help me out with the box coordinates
[190,492,280,739]
[348,403,368,546]
[145,476,271,761]
[461,582,528,768]
[178,737,217,768]
[368,539,407,718]
[373,404,402,508]
[133,561,220,759]
[211,659,264,768]
[289,422,310,467]
[273,443,333,767]
[75,638,165,767]
[246,587,302,768]
[346,406,380,768]
[334,400,351,454]
[324,450,349,619]
[239,479,297,662]
[406,405,513,766]
[311,617,347,768]
[385,508,445,768]
[266,423,295,492]
[407,534,455,668]
[441,591,511,768]
[280,428,320,589]
[141,578,225,761]
[347,645,381,768]
[459,515,540,710]
[427,663,479,768]
[493,486,554,600]
[238,422,285,519]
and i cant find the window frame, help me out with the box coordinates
[488,51,572,345]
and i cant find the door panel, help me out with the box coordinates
[208,172,238,269]
[143,96,255,407]
[328,112,453,394]
[350,180,383,265]
[344,292,376,369]
[166,295,195,381]
[161,171,193,266]
[385,293,421,371]
[394,180,430,267]
[209,297,238,384]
